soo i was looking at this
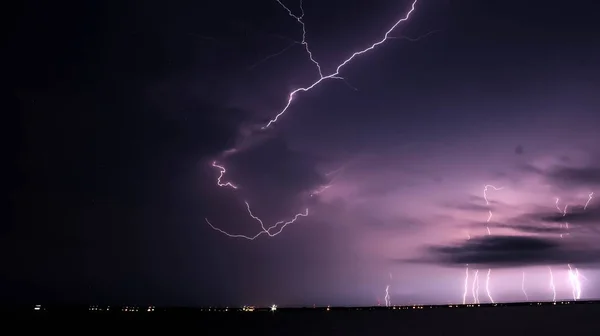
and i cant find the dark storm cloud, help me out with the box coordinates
[225,136,328,206]
[144,77,254,159]
[539,203,600,224]
[521,161,600,188]
[443,196,504,212]
[406,235,600,268]
[547,165,600,187]
[493,223,565,235]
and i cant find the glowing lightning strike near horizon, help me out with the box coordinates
[472,269,480,304]
[568,264,582,300]
[262,0,419,129]
[556,196,585,300]
[521,271,529,302]
[462,265,469,305]
[384,285,391,307]
[485,269,494,304]
[483,185,502,304]
[205,201,308,240]
[549,267,556,303]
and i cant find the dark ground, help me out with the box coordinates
[8,305,600,334]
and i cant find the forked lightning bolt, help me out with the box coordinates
[485,269,494,304]
[205,201,308,240]
[262,0,419,129]
[206,0,421,239]
[472,269,480,304]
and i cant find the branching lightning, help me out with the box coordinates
[472,269,480,304]
[262,0,419,129]
[205,201,308,240]
[206,0,422,240]
[555,196,586,301]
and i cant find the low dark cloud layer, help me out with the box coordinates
[408,235,600,268]
[224,136,328,208]
[521,161,600,189]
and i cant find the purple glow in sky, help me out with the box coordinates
[198,0,600,306]
[10,0,600,307]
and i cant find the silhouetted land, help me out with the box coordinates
[5,302,600,334]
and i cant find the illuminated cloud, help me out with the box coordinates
[408,235,600,269]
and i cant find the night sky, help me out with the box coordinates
[7,0,600,307]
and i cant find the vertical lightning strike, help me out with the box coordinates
[521,271,529,301]
[471,269,480,304]
[549,267,556,303]
[485,269,494,304]
[384,285,391,307]
[557,196,587,300]
[483,184,503,235]
[483,185,502,303]
[384,272,392,307]
[584,192,594,210]
[462,265,469,305]
[262,0,419,129]
[567,264,581,301]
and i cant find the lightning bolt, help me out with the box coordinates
[521,271,529,302]
[549,266,556,303]
[385,272,392,307]
[485,269,494,304]
[205,201,308,240]
[471,269,480,304]
[262,0,419,129]
[206,0,422,239]
[556,196,586,300]
[462,265,469,305]
[483,185,502,303]
[483,184,503,235]
[584,192,594,210]
[567,264,581,301]
[212,161,238,189]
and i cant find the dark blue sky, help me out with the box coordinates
[6,0,600,307]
